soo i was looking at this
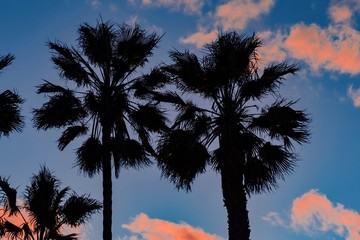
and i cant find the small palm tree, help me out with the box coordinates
[0,54,24,137]
[157,32,310,240]
[0,166,101,240]
[32,20,168,240]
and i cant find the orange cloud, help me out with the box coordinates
[284,22,360,74]
[121,213,224,240]
[215,0,275,31]
[263,189,360,240]
[329,4,352,23]
[179,0,275,48]
[180,29,218,48]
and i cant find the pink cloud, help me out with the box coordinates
[180,30,218,48]
[329,4,352,23]
[263,189,360,240]
[121,213,224,240]
[179,0,275,47]
[215,0,275,31]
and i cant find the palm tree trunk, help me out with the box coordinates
[221,166,250,240]
[102,124,112,240]
[220,127,251,240]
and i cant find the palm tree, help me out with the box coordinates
[0,166,101,240]
[32,20,168,240]
[157,32,310,240]
[0,54,24,137]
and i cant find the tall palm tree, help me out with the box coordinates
[0,54,24,137]
[0,166,101,240]
[32,20,168,240]
[157,32,310,240]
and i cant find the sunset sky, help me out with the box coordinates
[2,0,360,239]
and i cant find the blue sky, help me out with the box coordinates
[2,0,360,239]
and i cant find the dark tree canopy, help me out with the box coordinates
[0,166,101,240]
[33,20,168,240]
[157,32,310,240]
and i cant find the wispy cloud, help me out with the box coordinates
[120,213,224,240]
[263,189,360,240]
[348,85,360,107]
[128,0,205,14]
[180,0,275,47]
[214,0,275,31]
[86,0,102,9]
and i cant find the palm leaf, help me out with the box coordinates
[250,100,310,148]
[0,54,15,72]
[75,137,103,178]
[129,104,168,133]
[0,177,19,216]
[240,63,299,100]
[33,91,87,130]
[49,42,91,86]
[244,157,277,194]
[58,125,88,150]
[112,138,151,173]
[62,194,101,227]
[258,142,295,178]
[157,129,209,191]
[0,90,24,136]
[36,80,69,94]
[77,21,114,68]
[164,50,205,94]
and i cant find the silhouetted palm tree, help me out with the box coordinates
[32,20,167,240]
[157,32,310,240]
[0,166,101,240]
[0,54,24,137]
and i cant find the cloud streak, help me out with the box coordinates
[181,0,360,77]
[128,0,205,14]
[121,213,224,240]
[263,189,360,240]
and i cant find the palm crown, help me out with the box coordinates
[157,32,310,240]
[32,20,168,240]
[0,166,101,240]
[0,54,24,137]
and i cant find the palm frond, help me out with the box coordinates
[0,177,19,216]
[36,80,69,94]
[112,138,151,175]
[4,220,22,239]
[75,137,103,178]
[164,50,205,94]
[244,157,277,194]
[240,63,299,100]
[131,68,169,94]
[157,129,209,191]
[0,90,24,136]
[77,20,115,68]
[203,32,261,85]
[114,23,161,73]
[33,90,87,130]
[62,194,101,227]
[129,104,168,133]
[48,42,91,86]
[58,125,88,151]
[0,54,15,72]
[258,142,296,178]
[250,100,310,148]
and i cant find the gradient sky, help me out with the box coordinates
[1,0,360,239]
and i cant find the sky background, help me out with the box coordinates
[2,0,360,239]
